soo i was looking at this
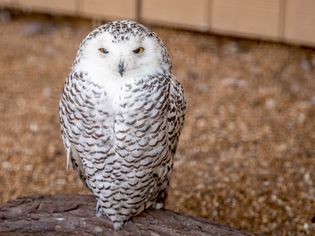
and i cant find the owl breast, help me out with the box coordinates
[60,72,173,227]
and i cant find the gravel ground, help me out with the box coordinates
[0,15,314,235]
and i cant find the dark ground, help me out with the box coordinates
[0,14,314,235]
[0,195,253,235]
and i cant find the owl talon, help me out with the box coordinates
[113,221,124,230]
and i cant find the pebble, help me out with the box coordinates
[223,41,240,54]
[301,57,311,71]
[265,98,276,109]
[220,77,247,87]
[29,122,39,133]
[42,87,52,97]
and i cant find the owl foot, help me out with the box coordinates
[113,221,125,230]
[152,202,164,210]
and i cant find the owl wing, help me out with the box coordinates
[167,76,186,156]
[59,71,106,190]
[59,72,84,179]
[149,75,186,205]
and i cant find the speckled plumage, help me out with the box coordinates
[59,20,186,229]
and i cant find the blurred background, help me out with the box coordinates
[0,1,314,235]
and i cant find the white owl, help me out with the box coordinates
[59,20,186,229]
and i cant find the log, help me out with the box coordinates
[0,195,253,236]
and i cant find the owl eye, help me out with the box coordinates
[98,48,109,54]
[133,47,145,54]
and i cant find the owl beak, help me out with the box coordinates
[118,61,125,77]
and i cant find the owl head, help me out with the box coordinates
[73,20,172,80]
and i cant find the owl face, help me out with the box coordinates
[75,21,171,81]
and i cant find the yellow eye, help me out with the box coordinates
[133,47,145,54]
[98,48,109,54]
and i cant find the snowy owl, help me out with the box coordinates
[59,20,186,229]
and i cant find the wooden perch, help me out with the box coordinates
[0,195,253,235]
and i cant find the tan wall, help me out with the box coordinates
[284,0,315,46]
[141,0,209,31]
[211,0,283,40]
[80,0,137,20]
[0,0,12,4]
[0,0,315,47]
[15,0,78,14]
